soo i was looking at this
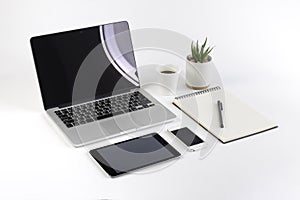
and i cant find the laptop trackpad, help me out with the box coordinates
[100,113,138,135]
[74,114,137,143]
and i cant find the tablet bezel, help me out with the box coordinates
[89,133,181,177]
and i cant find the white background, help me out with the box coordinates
[1,0,300,199]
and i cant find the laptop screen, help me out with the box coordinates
[31,21,139,110]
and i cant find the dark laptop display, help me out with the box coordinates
[31,21,139,110]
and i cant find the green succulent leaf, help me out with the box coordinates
[202,37,207,49]
[190,37,214,63]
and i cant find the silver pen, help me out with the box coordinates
[217,100,225,128]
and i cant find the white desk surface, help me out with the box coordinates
[1,0,300,199]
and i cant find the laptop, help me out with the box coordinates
[30,21,176,147]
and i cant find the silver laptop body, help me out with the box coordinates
[30,21,176,147]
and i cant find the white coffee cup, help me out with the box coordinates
[155,64,181,95]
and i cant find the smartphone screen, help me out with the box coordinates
[170,127,204,147]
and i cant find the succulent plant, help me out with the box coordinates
[190,37,214,63]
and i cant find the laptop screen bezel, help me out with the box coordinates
[30,21,139,110]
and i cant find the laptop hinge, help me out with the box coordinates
[58,102,72,109]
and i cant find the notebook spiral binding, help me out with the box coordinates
[175,86,222,100]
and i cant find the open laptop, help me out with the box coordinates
[30,21,176,147]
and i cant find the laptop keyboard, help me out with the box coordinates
[54,91,154,128]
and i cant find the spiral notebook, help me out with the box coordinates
[173,86,278,143]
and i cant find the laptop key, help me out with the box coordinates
[66,123,74,128]
[96,114,112,120]
[112,110,124,116]
[79,121,86,125]
[86,118,94,123]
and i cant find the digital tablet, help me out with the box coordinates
[89,133,181,177]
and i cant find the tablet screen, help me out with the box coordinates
[90,133,180,177]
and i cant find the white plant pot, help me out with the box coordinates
[185,55,213,90]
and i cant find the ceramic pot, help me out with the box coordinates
[185,55,213,90]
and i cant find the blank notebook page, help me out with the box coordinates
[173,87,277,143]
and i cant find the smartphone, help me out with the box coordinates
[168,127,204,152]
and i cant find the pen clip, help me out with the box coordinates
[218,100,223,110]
